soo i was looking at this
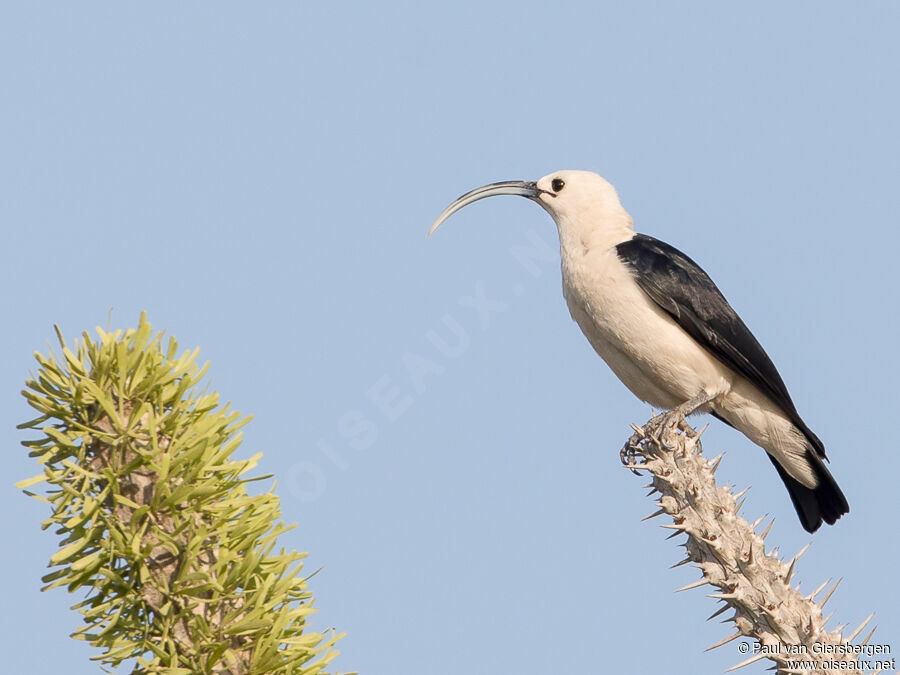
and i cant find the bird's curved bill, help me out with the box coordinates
[428,180,542,237]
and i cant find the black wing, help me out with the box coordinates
[615,233,825,458]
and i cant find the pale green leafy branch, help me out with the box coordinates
[18,314,342,674]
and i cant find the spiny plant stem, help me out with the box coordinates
[623,417,882,675]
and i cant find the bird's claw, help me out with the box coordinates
[648,409,689,436]
[620,432,645,475]
[621,408,695,475]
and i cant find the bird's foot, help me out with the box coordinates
[643,409,700,449]
[620,426,648,474]
[647,408,688,435]
[622,404,702,474]
[646,391,715,439]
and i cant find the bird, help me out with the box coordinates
[428,170,848,532]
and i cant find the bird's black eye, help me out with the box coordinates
[551,178,565,193]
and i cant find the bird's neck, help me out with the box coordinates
[553,205,634,260]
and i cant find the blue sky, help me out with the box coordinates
[2,2,898,673]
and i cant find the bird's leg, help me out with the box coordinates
[621,390,718,470]
[650,390,718,436]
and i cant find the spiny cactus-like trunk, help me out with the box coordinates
[623,418,888,675]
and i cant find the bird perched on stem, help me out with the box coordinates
[429,170,848,532]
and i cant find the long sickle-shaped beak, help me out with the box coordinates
[428,180,543,237]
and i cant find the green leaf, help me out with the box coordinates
[49,536,91,565]
[15,473,47,489]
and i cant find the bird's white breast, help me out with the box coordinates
[560,237,733,410]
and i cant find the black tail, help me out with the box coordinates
[710,412,848,532]
[767,452,849,533]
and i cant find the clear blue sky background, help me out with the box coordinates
[2,3,898,673]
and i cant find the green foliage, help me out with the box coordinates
[18,314,343,674]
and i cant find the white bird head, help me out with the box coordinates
[428,170,633,245]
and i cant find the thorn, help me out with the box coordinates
[847,613,874,641]
[818,578,842,608]
[733,486,750,500]
[809,578,831,601]
[670,556,693,569]
[622,464,645,471]
[861,625,878,645]
[630,423,644,436]
[708,592,737,600]
[785,543,810,583]
[696,423,709,438]
[751,515,765,529]
[642,508,666,521]
[642,482,654,489]
[760,518,775,540]
[735,497,747,513]
[705,630,742,652]
[676,577,709,592]
[665,530,683,540]
[822,610,834,625]
[706,604,730,621]
[708,453,724,473]
[661,523,685,530]
[725,652,768,671]
[785,558,798,584]
[746,542,754,566]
